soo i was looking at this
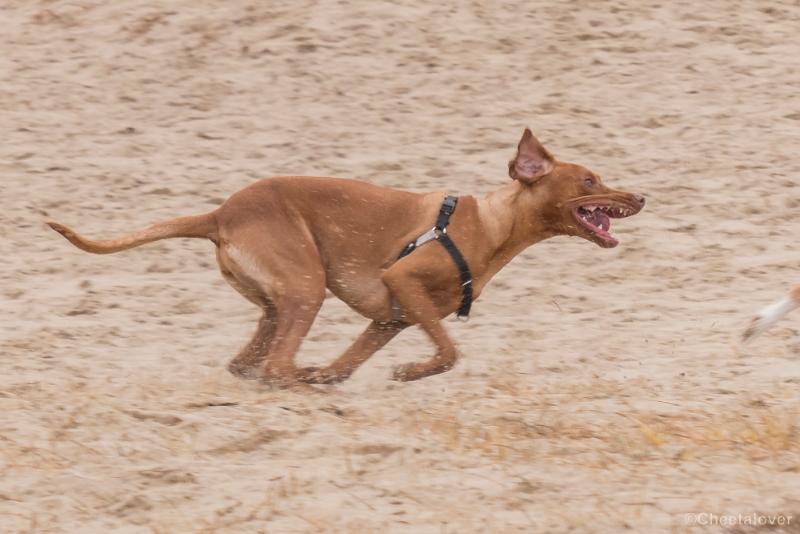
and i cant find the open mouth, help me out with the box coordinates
[573,202,637,248]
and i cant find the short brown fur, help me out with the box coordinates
[48,129,645,386]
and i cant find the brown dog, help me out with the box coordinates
[48,129,645,385]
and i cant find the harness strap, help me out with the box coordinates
[437,232,473,318]
[397,195,473,320]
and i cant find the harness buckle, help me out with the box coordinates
[414,227,438,248]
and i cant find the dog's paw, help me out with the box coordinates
[257,369,322,393]
[391,363,423,382]
[295,366,347,384]
[227,362,261,380]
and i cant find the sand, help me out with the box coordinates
[2,1,799,532]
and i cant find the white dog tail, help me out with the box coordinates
[742,285,800,342]
[47,212,218,254]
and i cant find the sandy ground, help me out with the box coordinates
[2,1,800,532]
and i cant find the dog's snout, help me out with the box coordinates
[633,194,645,207]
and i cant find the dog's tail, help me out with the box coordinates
[742,284,800,343]
[47,212,218,254]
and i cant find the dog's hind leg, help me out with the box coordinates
[216,235,325,385]
[216,247,278,378]
[227,310,277,379]
[259,287,326,385]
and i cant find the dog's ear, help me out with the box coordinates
[508,128,555,184]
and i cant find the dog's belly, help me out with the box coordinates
[326,271,394,321]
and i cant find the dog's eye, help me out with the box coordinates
[584,178,596,187]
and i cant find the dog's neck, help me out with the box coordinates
[477,180,558,277]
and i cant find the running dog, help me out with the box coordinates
[48,129,645,385]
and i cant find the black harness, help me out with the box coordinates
[398,195,473,320]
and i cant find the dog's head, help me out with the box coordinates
[508,128,645,248]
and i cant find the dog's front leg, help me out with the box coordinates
[381,270,459,381]
[296,320,407,384]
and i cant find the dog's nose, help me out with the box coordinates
[633,194,645,207]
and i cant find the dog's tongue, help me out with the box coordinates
[590,210,611,232]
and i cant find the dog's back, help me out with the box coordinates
[216,176,447,267]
